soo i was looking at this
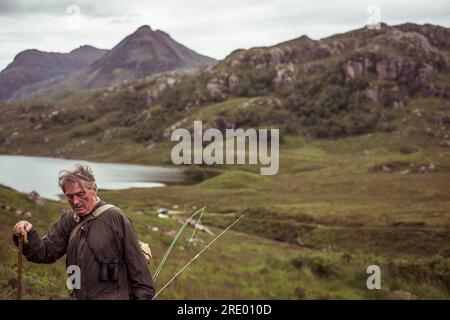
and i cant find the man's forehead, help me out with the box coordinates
[64,182,85,194]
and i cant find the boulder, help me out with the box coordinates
[27,190,44,206]
[23,211,32,218]
[228,74,239,91]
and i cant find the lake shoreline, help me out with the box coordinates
[0,154,186,200]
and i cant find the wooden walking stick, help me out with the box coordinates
[17,234,24,300]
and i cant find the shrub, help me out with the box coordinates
[291,253,339,278]
[386,257,450,291]
[399,146,419,154]
[185,166,209,183]
[69,125,102,138]
[235,69,276,97]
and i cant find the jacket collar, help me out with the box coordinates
[73,197,105,223]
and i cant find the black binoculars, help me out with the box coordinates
[100,259,119,282]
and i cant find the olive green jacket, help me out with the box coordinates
[13,201,155,300]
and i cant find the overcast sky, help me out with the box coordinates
[0,0,449,71]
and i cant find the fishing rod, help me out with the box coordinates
[153,206,206,281]
[153,214,244,299]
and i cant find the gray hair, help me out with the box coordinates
[58,163,97,192]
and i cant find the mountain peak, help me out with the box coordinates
[77,25,216,88]
[135,25,153,34]
[70,45,104,54]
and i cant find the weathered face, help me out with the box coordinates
[64,182,97,216]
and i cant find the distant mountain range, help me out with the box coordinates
[0,45,107,101]
[0,25,216,102]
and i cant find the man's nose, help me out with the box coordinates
[73,197,81,205]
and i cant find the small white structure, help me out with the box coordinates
[157,208,169,219]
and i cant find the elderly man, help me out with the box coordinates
[12,164,155,300]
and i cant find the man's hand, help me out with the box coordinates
[13,221,33,243]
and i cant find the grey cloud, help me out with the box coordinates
[109,12,142,25]
[0,0,129,18]
[0,0,449,71]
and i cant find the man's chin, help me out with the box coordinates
[73,208,88,216]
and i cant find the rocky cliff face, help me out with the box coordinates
[183,23,448,114]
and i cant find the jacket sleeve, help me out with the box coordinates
[120,214,155,299]
[12,213,73,264]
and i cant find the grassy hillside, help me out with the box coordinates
[1,102,449,299]
[1,181,448,300]
[0,92,449,300]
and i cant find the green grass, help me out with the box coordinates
[0,91,449,299]
[1,184,448,300]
